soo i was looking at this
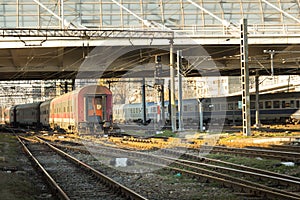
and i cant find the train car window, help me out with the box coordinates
[273,101,280,108]
[250,102,255,109]
[265,101,272,109]
[297,100,300,108]
[285,101,291,108]
[282,101,286,108]
[291,100,294,108]
[259,102,263,109]
[235,102,239,110]
[228,103,233,110]
[221,104,226,110]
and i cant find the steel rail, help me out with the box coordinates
[140,159,300,200]
[258,145,300,153]
[209,145,300,162]
[169,149,300,183]
[34,136,148,200]
[162,155,300,192]
[43,137,300,200]
[17,136,70,200]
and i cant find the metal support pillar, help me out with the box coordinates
[170,39,177,132]
[142,78,147,124]
[168,80,171,124]
[198,99,203,132]
[240,19,251,136]
[177,50,183,131]
[161,84,165,126]
[270,51,274,76]
[255,71,261,128]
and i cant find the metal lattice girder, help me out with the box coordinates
[0,28,174,39]
[1,0,300,36]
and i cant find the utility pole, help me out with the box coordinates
[142,78,147,124]
[255,71,261,128]
[170,39,177,132]
[177,50,183,131]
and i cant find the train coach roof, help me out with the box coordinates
[75,85,111,95]
[40,99,53,106]
[51,85,111,103]
[15,102,41,109]
[122,102,156,108]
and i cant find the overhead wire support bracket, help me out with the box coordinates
[263,50,300,77]
[0,28,174,40]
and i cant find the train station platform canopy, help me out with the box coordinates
[0,0,300,80]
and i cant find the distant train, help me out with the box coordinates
[290,109,300,124]
[4,85,113,134]
[113,92,300,127]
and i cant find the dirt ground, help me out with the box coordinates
[0,132,53,200]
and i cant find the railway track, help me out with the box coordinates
[17,136,147,200]
[247,144,300,153]
[204,145,300,162]
[41,136,300,200]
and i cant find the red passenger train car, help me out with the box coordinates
[4,85,113,134]
[49,85,113,133]
[4,106,16,126]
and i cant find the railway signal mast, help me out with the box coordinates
[154,55,165,128]
[240,18,251,136]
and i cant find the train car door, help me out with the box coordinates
[84,95,106,124]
